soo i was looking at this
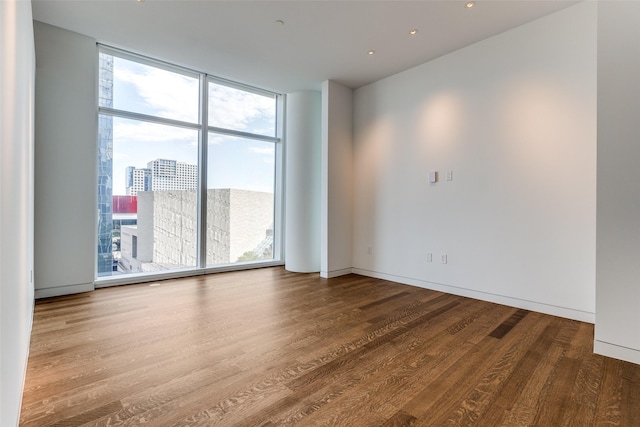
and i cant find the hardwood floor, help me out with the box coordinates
[20,267,640,426]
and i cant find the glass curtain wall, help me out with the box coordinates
[97,46,280,278]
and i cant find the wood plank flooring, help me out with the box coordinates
[20,267,640,426]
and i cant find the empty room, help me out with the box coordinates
[2,0,640,425]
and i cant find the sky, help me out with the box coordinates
[106,56,277,195]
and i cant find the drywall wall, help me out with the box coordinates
[352,2,597,321]
[321,80,353,278]
[285,91,321,272]
[0,0,36,424]
[595,1,640,365]
[34,22,96,298]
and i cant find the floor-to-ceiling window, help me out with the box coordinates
[97,46,282,279]
[206,81,278,266]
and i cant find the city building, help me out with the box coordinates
[147,159,198,191]
[96,53,114,275]
[125,166,151,196]
[111,195,138,272]
[120,189,273,272]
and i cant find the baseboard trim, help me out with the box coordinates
[352,268,595,323]
[594,340,640,365]
[35,282,94,299]
[320,268,353,279]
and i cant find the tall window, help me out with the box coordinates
[97,46,281,278]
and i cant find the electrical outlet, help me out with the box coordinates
[368,246,373,255]
[427,253,432,262]
[441,254,448,264]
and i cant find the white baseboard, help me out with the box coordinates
[352,268,595,323]
[594,340,640,365]
[320,268,354,279]
[35,282,94,299]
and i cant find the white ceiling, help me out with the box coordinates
[32,0,578,94]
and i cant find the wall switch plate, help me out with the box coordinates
[441,254,448,264]
[427,253,432,262]
[429,171,438,183]
[447,171,453,181]
[368,246,373,255]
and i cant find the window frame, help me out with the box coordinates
[95,44,285,287]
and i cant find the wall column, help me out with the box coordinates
[33,22,96,298]
[595,1,640,365]
[320,80,353,278]
[284,91,321,272]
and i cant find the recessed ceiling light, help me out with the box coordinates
[136,0,144,3]
[275,20,285,26]
[409,29,418,36]
[368,50,376,55]
[466,1,475,8]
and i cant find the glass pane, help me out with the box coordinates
[98,115,199,276]
[208,81,276,137]
[206,134,275,265]
[99,52,199,124]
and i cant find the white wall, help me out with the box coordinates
[285,91,321,273]
[352,2,597,321]
[321,80,353,278]
[0,0,35,424]
[33,22,96,298]
[595,1,640,365]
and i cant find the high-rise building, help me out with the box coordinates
[125,166,151,196]
[147,159,198,191]
[97,53,114,275]
[125,159,197,195]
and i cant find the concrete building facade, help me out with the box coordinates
[120,189,273,272]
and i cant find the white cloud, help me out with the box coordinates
[209,83,275,134]
[249,146,274,165]
[113,120,197,145]
[114,59,199,123]
[248,146,273,155]
[112,58,275,137]
[208,134,225,145]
